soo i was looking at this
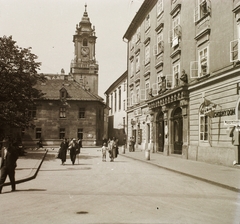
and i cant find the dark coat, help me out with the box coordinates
[1,145,19,169]
[59,141,68,162]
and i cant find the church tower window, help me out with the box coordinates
[83,38,88,46]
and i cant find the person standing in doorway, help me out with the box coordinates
[0,137,19,194]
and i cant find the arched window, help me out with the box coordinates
[83,38,88,46]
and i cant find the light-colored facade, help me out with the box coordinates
[123,0,240,166]
[105,71,127,145]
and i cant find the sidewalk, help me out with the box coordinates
[120,148,240,193]
[4,147,240,193]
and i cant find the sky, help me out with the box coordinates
[0,0,144,98]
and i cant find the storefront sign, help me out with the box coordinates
[213,108,235,118]
[224,120,240,126]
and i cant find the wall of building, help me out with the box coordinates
[23,100,102,147]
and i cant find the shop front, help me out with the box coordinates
[148,85,189,158]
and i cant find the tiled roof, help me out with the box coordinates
[35,78,103,102]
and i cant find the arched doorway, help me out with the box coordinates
[173,107,183,154]
[156,111,164,152]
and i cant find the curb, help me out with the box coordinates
[120,153,240,193]
[3,150,48,187]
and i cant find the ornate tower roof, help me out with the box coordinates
[75,4,94,34]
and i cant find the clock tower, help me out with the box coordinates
[70,4,99,94]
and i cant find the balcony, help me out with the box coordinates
[147,85,189,109]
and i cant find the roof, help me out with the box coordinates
[35,77,104,103]
[104,71,128,95]
[123,0,157,40]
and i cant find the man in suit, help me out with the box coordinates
[0,137,19,194]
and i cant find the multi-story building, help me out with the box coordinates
[123,0,240,166]
[22,5,107,147]
[105,71,127,145]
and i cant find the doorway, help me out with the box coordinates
[173,107,183,154]
[157,112,164,152]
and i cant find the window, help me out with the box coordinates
[190,46,209,78]
[130,60,134,77]
[157,0,163,16]
[173,64,180,87]
[171,15,181,48]
[199,113,209,141]
[59,128,65,139]
[114,90,117,112]
[145,82,150,100]
[123,100,126,111]
[136,54,140,72]
[194,0,211,22]
[111,94,113,113]
[166,74,173,89]
[123,117,125,128]
[77,128,83,139]
[123,81,126,91]
[199,47,208,76]
[60,107,66,118]
[145,14,150,32]
[230,22,240,62]
[136,27,141,43]
[145,44,150,65]
[83,38,88,46]
[136,87,140,104]
[79,108,85,118]
[28,106,36,119]
[119,88,121,110]
[36,128,41,139]
[156,32,163,54]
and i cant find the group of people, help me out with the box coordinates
[58,138,82,165]
[0,136,19,194]
[101,137,119,162]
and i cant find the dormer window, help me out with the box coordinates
[60,87,67,100]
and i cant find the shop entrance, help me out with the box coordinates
[157,112,164,152]
[173,107,183,154]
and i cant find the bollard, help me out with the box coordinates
[145,149,150,160]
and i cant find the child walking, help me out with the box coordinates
[102,143,108,162]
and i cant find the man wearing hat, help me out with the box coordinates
[0,137,19,193]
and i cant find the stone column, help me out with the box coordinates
[162,106,169,156]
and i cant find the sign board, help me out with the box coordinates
[224,120,240,126]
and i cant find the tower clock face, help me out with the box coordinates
[81,47,89,56]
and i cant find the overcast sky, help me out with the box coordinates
[0,0,144,98]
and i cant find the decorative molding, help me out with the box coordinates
[170,4,181,17]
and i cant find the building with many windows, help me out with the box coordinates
[22,5,107,147]
[123,0,240,166]
[105,71,127,145]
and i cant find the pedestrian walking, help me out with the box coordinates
[59,138,68,165]
[0,137,19,194]
[110,137,118,162]
[101,143,108,162]
[131,136,135,152]
[129,137,133,152]
[68,138,77,165]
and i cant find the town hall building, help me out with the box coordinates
[22,5,107,147]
